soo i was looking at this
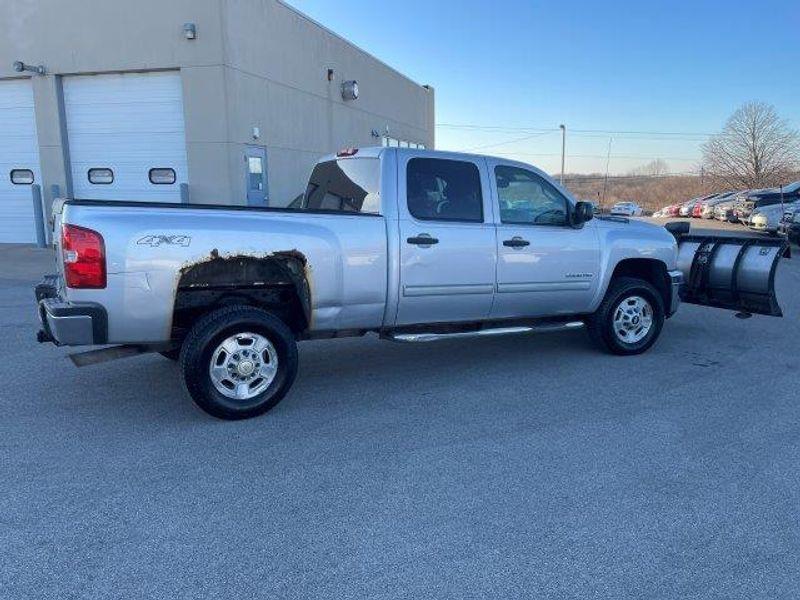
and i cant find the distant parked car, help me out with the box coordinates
[680,193,717,217]
[714,200,737,222]
[680,196,707,217]
[610,201,643,216]
[777,208,800,244]
[749,201,800,235]
[653,205,672,217]
[698,192,737,219]
[680,200,703,217]
[664,204,682,217]
[738,181,800,224]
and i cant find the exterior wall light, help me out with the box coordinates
[183,23,197,40]
[341,80,359,101]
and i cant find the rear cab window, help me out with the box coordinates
[299,158,381,214]
[406,158,483,222]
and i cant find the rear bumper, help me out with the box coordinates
[35,275,107,346]
[667,269,683,317]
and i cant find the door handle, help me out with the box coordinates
[503,237,530,248]
[407,234,439,246]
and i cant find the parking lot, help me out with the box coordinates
[2,221,800,599]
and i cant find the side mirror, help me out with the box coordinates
[573,201,594,225]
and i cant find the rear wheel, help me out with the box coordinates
[586,277,665,355]
[180,305,298,420]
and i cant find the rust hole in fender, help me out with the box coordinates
[175,250,312,329]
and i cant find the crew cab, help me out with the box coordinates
[35,147,789,420]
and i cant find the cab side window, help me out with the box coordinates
[406,158,483,222]
[495,165,569,226]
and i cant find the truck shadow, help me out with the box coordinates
[57,329,602,424]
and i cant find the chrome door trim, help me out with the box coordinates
[403,283,494,297]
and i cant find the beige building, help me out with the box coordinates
[0,0,435,242]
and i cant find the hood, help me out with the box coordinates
[593,216,677,250]
[747,187,782,201]
[594,215,667,234]
[753,200,799,216]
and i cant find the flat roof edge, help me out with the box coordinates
[275,0,431,91]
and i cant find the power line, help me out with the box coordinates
[562,171,698,182]
[461,130,555,152]
[437,122,716,137]
[487,150,700,162]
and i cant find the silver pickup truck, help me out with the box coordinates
[35,147,789,419]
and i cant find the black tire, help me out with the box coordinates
[159,348,181,361]
[586,277,665,355]
[180,305,298,420]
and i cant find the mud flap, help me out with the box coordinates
[676,235,790,316]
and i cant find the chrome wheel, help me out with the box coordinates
[612,295,653,344]
[209,332,278,401]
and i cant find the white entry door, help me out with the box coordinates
[64,71,188,202]
[0,79,42,243]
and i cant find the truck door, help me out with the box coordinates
[488,161,601,318]
[394,154,496,325]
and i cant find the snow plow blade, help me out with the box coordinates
[675,234,790,317]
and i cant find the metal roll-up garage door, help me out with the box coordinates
[0,79,42,243]
[64,71,188,202]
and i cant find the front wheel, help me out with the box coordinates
[586,277,665,355]
[180,306,298,420]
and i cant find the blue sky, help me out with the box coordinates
[286,0,800,175]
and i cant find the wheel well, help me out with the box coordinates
[170,252,311,340]
[610,258,670,308]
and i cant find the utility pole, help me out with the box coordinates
[602,137,612,204]
[559,124,566,185]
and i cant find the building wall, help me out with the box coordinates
[0,0,434,208]
[219,0,434,204]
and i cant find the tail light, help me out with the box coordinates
[62,224,106,289]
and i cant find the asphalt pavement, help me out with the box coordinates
[2,225,799,599]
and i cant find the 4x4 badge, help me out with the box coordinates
[137,235,191,247]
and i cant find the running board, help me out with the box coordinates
[68,343,174,367]
[385,321,584,343]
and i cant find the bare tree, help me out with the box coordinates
[627,159,670,177]
[702,102,799,189]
